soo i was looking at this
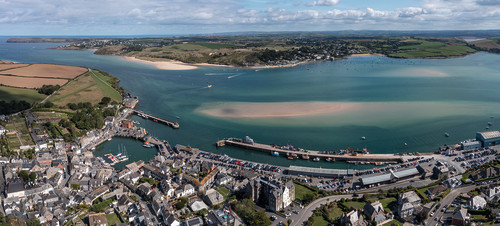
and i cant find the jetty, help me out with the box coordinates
[133,110,179,129]
[217,138,403,163]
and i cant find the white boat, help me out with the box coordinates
[207,85,212,88]
[444,132,449,137]
[361,136,366,140]
[108,137,112,141]
[404,142,408,146]
[313,157,320,162]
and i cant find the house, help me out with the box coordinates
[486,186,500,201]
[469,195,487,210]
[164,213,180,226]
[364,201,388,224]
[452,207,469,226]
[249,177,295,212]
[426,185,448,198]
[88,213,108,226]
[340,210,365,226]
[160,180,176,198]
[184,217,203,226]
[432,166,449,179]
[398,191,421,218]
[190,200,209,212]
[203,189,225,206]
[175,184,195,198]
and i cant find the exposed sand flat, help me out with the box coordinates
[0,64,29,71]
[197,101,363,118]
[0,75,68,88]
[124,56,198,70]
[1,64,87,79]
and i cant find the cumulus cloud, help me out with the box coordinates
[307,0,339,6]
[0,0,499,35]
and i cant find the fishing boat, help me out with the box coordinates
[272,151,279,156]
[302,154,310,160]
[313,157,320,162]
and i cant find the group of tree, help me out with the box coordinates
[231,199,271,226]
[17,170,37,183]
[37,85,60,95]
[0,100,31,115]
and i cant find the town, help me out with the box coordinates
[1,93,499,226]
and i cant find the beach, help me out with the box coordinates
[124,56,198,70]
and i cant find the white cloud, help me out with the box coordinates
[307,0,339,6]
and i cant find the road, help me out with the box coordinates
[426,185,477,226]
[292,194,362,226]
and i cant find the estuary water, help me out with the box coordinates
[1,37,500,170]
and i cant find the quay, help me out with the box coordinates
[217,138,403,163]
[133,110,179,129]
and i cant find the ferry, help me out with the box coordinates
[302,154,310,160]
[313,157,320,162]
[272,151,279,156]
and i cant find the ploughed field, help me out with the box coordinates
[0,61,87,89]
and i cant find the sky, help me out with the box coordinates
[0,0,499,36]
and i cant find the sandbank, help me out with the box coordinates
[124,56,198,70]
[197,101,363,118]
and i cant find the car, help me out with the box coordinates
[293,210,299,214]
[410,180,415,182]
[430,212,434,217]
[435,217,439,221]
[271,215,277,220]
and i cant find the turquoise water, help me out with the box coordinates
[1,37,500,170]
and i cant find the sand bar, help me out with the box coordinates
[124,56,198,70]
[197,101,363,118]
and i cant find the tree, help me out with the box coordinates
[70,183,81,190]
[18,170,29,182]
[29,172,37,182]
[99,97,111,106]
[26,218,41,226]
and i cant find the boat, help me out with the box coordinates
[313,157,320,162]
[91,147,96,150]
[326,157,333,162]
[361,136,366,140]
[302,155,310,160]
[444,132,450,137]
[486,126,490,129]
[176,116,181,119]
[108,137,112,141]
[272,151,279,156]
[287,155,295,160]
[291,153,298,158]
[207,85,212,88]
[116,153,122,157]
[404,142,408,146]
[488,122,493,126]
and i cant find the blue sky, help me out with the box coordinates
[0,0,499,35]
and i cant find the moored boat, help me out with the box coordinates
[272,151,279,156]
[313,157,320,162]
[326,157,333,162]
[302,154,310,160]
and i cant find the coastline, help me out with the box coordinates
[123,56,199,70]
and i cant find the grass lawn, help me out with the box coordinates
[311,215,329,226]
[49,70,121,106]
[327,206,343,220]
[106,213,122,225]
[343,201,366,210]
[0,85,46,103]
[471,214,488,221]
[294,182,315,201]
[383,219,405,226]
[378,197,396,212]
[216,186,230,199]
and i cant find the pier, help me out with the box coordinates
[133,110,179,129]
[218,139,403,163]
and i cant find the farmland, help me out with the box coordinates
[1,64,87,79]
[48,69,122,106]
[388,39,477,58]
[0,86,45,103]
[0,75,68,88]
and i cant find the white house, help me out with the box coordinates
[469,196,487,210]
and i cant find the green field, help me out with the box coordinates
[0,86,46,103]
[106,213,122,225]
[294,182,315,201]
[195,42,238,49]
[216,186,230,199]
[327,206,343,220]
[48,70,121,106]
[383,219,405,226]
[311,215,329,226]
[367,197,396,212]
[342,201,365,210]
[389,39,476,58]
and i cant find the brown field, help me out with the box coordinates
[471,39,500,49]
[0,75,68,88]
[0,64,29,71]
[1,63,88,79]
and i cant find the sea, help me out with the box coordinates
[1,37,500,170]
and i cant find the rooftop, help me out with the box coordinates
[288,165,354,175]
[477,131,500,139]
